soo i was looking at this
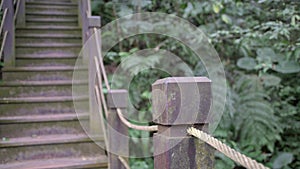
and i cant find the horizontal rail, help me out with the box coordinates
[0,31,8,61]
[93,27,110,90]
[94,85,108,148]
[94,56,109,118]
[0,8,8,35]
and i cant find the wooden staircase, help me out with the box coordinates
[0,0,107,168]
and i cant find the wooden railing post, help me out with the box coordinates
[2,0,15,67]
[87,16,101,135]
[107,90,129,169]
[78,0,91,44]
[15,0,25,27]
[152,77,214,169]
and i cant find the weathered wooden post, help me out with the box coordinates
[107,90,129,169]
[152,77,214,169]
[87,16,101,135]
[78,0,90,43]
[2,0,15,66]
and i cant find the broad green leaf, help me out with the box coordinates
[273,61,300,73]
[260,74,281,87]
[119,52,130,57]
[256,48,278,61]
[273,153,293,168]
[213,3,220,14]
[237,57,257,70]
[221,14,232,24]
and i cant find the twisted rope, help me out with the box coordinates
[116,108,158,131]
[187,127,270,169]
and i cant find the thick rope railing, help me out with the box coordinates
[116,108,158,131]
[187,127,270,169]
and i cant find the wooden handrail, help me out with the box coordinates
[14,0,20,21]
[0,8,8,35]
[0,31,8,61]
[0,0,4,10]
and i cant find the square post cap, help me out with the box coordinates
[152,77,212,125]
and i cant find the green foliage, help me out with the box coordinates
[272,152,294,169]
[92,0,300,168]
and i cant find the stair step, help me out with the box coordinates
[0,134,103,148]
[0,80,87,86]
[0,95,87,104]
[16,27,81,35]
[26,6,77,14]
[16,43,81,48]
[0,156,108,169]
[0,80,87,98]
[26,11,77,16]
[27,17,77,22]
[26,15,78,21]
[0,119,88,138]
[27,20,78,27]
[0,100,89,117]
[20,25,80,29]
[15,56,83,67]
[2,66,85,72]
[2,69,86,81]
[16,48,81,60]
[16,54,80,59]
[0,142,106,165]
[26,1,78,6]
[0,134,99,148]
[0,113,88,124]
[16,33,81,38]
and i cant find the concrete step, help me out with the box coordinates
[16,47,81,59]
[0,95,87,104]
[29,0,72,2]
[27,17,78,23]
[16,57,83,67]
[26,1,78,6]
[0,100,89,117]
[1,66,87,81]
[0,113,89,124]
[26,19,78,27]
[0,80,87,97]
[26,11,77,16]
[0,119,87,138]
[0,142,106,165]
[16,33,81,39]
[16,27,81,35]
[20,25,80,29]
[16,53,81,59]
[16,43,82,48]
[0,156,108,169]
[26,6,77,14]
[26,14,78,21]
